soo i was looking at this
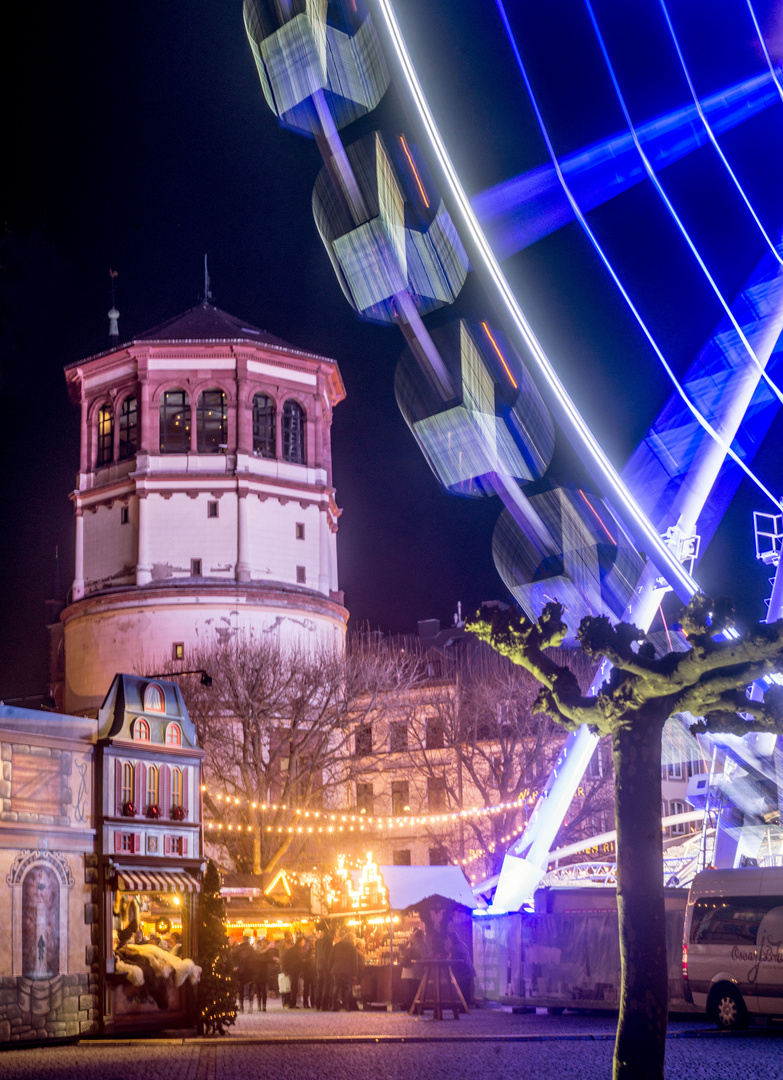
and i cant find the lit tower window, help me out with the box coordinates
[197,389,227,453]
[97,404,114,466]
[159,390,191,453]
[282,400,305,464]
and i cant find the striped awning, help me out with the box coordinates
[117,869,199,894]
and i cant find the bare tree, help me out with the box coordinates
[352,645,613,879]
[470,595,783,1080]
[170,632,422,880]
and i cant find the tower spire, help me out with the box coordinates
[108,268,120,341]
[203,254,213,305]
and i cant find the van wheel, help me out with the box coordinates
[546,1007,564,1016]
[712,984,749,1030]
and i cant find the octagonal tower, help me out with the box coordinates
[60,302,347,714]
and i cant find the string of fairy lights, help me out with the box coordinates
[200,784,552,872]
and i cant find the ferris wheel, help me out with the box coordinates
[242,0,783,907]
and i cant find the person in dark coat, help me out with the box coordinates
[314,925,334,1010]
[400,927,428,1010]
[234,936,256,1013]
[253,937,274,1011]
[447,931,475,1008]
[301,935,316,1007]
[281,935,302,1008]
[329,928,358,1011]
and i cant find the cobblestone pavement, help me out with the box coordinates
[1,1003,782,1080]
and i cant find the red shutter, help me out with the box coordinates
[161,765,170,816]
[134,833,142,854]
[114,830,123,853]
[181,768,188,817]
[115,760,123,813]
[182,836,189,856]
[164,835,172,856]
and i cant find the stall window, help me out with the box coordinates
[144,683,165,712]
[166,723,182,747]
[171,767,183,809]
[147,766,159,809]
[133,718,150,741]
[122,762,134,806]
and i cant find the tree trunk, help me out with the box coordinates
[612,712,669,1080]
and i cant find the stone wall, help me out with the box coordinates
[0,972,98,1042]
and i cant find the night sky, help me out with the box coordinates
[2,0,783,700]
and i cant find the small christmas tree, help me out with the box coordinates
[197,860,237,1036]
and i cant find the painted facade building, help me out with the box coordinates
[0,675,204,1044]
[58,302,347,714]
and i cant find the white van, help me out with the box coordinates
[683,867,783,1029]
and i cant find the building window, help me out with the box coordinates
[147,766,159,808]
[356,783,374,814]
[389,722,408,754]
[97,404,114,467]
[425,718,445,750]
[391,781,409,816]
[122,762,134,805]
[207,500,219,519]
[119,396,138,459]
[196,389,227,453]
[667,761,683,780]
[429,847,448,866]
[670,800,686,833]
[172,642,185,661]
[160,390,191,453]
[355,724,372,758]
[119,833,135,853]
[252,393,276,458]
[166,723,182,747]
[296,566,306,584]
[393,849,411,866]
[296,523,305,540]
[120,506,129,525]
[191,558,202,577]
[133,718,150,742]
[169,836,184,856]
[427,777,448,812]
[143,683,165,712]
[282,400,305,464]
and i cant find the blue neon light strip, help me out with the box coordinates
[493,0,781,514]
[658,0,782,267]
[583,0,783,408]
[746,0,783,101]
[472,70,780,261]
[373,0,700,601]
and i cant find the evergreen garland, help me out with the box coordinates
[197,860,238,1036]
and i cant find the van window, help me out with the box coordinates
[689,896,782,945]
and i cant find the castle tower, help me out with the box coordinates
[61,302,347,714]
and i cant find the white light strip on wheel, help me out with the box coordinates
[372,0,700,601]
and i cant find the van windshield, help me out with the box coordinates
[690,896,783,945]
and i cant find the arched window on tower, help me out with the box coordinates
[160,390,191,453]
[143,683,165,712]
[197,389,227,453]
[119,396,138,460]
[165,722,182,747]
[282,400,305,464]
[133,718,150,742]
[97,404,114,467]
[252,394,276,458]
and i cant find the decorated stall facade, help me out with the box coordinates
[0,674,204,1045]
[96,676,204,1033]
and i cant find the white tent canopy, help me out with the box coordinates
[378,865,480,911]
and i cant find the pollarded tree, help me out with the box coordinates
[470,594,783,1080]
[173,632,422,880]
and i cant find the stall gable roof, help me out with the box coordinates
[379,866,479,911]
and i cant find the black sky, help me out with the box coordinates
[2,0,783,699]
